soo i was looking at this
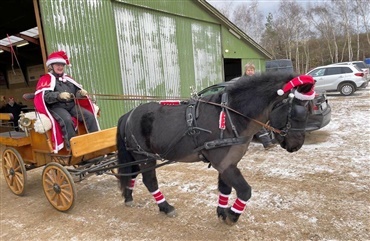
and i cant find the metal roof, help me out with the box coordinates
[0,27,38,48]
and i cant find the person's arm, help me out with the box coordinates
[44,90,71,104]
[76,88,88,98]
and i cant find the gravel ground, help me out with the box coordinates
[1,87,369,241]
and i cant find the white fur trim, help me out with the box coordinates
[92,103,100,116]
[277,89,284,96]
[46,58,67,66]
[24,112,37,120]
[34,113,52,133]
[294,89,316,100]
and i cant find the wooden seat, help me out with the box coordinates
[0,113,13,121]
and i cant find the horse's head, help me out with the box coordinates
[270,75,316,152]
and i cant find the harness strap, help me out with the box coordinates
[198,98,282,135]
[225,107,239,137]
[194,137,247,152]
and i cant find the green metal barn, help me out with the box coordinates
[0,0,271,129]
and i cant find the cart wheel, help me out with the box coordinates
[2,147,27,196]
[42,162,76,212]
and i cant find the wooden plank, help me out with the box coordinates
[70,127,117,157]
[0,113,12,121]
[0,133,31,146]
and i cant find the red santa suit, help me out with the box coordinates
[34,73,99,153]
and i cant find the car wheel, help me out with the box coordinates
[338,83,355,96]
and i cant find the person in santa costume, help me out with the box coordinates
[34,50,99,153]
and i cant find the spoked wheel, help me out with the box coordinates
[42,162,76,212]
[2,147,27,196]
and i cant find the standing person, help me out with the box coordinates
[240,62,276,150]
[0,97,23,131]
[34,50,99,153]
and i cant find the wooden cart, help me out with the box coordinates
[0,112,117,212]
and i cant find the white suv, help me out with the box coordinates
[330,61,370,81]
[306,64,367,96]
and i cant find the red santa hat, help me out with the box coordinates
[277,75,316,100]
[46,51,70,66]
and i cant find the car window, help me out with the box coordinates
[198,86,225,97]
[325,67,342,75]
[309,68,325,77]
[352,65,363,72]
[266,59,294,73]
[354,62,366,69]
[342,67,353,73]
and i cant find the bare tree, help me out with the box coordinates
[209,0,370,68]
[231,0,265,43]
[269,0,307,72]
[209,1,236,20]
[260,13,280,58]
[332,0,354,61]
[353,0,370,46]
[306,3,340,64]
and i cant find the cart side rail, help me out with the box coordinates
[70,127,117,158]
[0,132,31,147]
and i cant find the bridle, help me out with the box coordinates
[269,95,311,135]
[197,93,307,137]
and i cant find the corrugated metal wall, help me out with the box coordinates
[38,0,124,128]
[113,2,222,104]
[38,0,224,128]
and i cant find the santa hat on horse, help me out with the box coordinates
[45,51,71,66]
[277,75,316,100]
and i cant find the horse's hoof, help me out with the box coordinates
[217,207,227,221]
[166,209,177,218]
[224,216,237,226]
[158,201,176,217]
[223,208,240,225]
[124,201,134,207]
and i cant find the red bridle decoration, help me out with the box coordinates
[159,100,181,106]
[219,110,226,130]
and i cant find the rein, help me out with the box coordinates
[89,93,188,101]
[197,98,283,135]
[89,92,283,134]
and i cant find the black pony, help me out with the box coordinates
[116,72,316,225]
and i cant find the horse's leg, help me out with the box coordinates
[141,160,176,217]
[123,165,140,207]
[220,165,251,225]
[217,174,232,221]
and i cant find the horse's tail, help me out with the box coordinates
[116,113,136,195]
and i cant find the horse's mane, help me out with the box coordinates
[226,72,297,118]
